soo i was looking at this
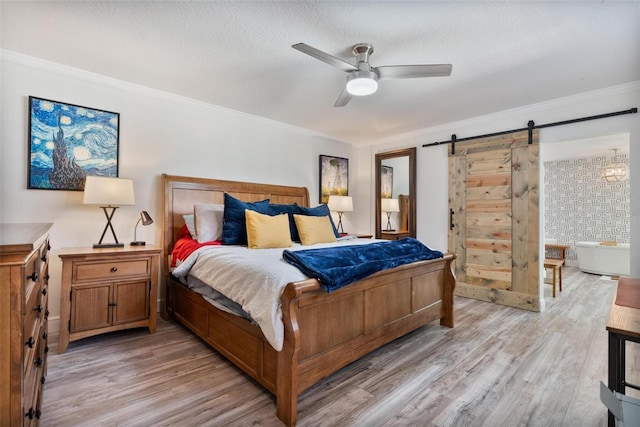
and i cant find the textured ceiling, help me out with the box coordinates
[1,1,639,145]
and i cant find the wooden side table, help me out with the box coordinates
[545,243,569,261]
[606,277,640,426]
[544,258,564,297]
[381,231,410,241]
[58,245,161,353]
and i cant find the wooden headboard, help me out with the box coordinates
[161,174,310,275]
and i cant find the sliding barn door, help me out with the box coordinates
[448,130,540,311]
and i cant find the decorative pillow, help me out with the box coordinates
[268,203,302,241]
[245,210,292,249]
[194,203,225,243]
[183,214,197,240]
[293,214,338,245]
[222,193,270,245]
[298,204,340,237]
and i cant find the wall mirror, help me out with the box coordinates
[375,147,416,239]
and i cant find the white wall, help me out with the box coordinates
[356,81,640,282]
[0,52,354,334]
[3,50,638,333]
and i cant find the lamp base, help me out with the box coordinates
[130,241,146,246]
[384,228,396,232]
[93,242,124,248]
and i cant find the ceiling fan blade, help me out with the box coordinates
[375,64,452,79]
[333,88,353,107]
[292,43,358,73]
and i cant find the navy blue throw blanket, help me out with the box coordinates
[282,238,443,292]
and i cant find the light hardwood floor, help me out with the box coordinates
[42,268,637,426]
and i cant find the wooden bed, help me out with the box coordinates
[161,174,456,426]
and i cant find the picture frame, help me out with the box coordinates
[381,165,393,198]
[319,155,348,204]
[28,96,120,191]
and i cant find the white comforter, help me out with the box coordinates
[172,237,378,351]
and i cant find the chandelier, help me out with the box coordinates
[602,148,628,182]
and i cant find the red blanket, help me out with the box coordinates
[171,225,221,267]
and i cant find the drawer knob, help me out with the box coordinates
[41,375,46,384]
[25,408,35,420]
[25,336,34,348]
[42,332,48,340]
[34,357,43,367]
[44,274,50,281]
[110,267,118,273]
[27,271,38,281]
[33,304,43,313]
[41,254,47,262]
[42,287,48,295]
[35,409,42,419]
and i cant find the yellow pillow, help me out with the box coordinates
[293,214,338,245]
[245,210,292,249]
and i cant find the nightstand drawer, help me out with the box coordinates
[73,258,150,282]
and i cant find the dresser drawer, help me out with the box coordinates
[73,258,151,282]
[22,286,42,354]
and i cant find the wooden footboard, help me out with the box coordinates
[277,253,455,426]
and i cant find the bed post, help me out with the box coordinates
[440,254,457,328]
[276,283,303,426]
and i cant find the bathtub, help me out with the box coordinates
[575,241,630,276]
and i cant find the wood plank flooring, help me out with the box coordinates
[41,268,638,426]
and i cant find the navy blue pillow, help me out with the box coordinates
[268,203,302,242]
[222,193,270,245]
[298,204,340,237]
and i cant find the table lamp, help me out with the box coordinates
[327,195,353,234]
[131,211,153,246]
[83,176,135,248]
[381,198,400,231]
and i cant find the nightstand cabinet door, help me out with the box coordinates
[71,284,112,332]
[58,246,161,353]
[113,280,150,325]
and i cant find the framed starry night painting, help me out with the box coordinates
[28,96,120,191]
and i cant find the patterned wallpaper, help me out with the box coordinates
[544,153,630,264]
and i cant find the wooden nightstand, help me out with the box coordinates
[380,231,411,240]
[58,245,161,353]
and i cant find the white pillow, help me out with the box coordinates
[194,203,224,243]
[183,214,197,240]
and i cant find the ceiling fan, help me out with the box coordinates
[292,42,452,107]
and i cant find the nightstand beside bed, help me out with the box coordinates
[58,245,161,353]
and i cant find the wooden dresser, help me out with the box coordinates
[0,223,53,426]
[58,246,160,353]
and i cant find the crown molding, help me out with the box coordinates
[361,80,640,148]
[1,49,353,146]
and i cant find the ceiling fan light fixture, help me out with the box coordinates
[346,70,378,96]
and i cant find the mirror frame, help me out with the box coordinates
[375,147,416,239]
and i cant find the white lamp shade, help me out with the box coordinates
[327,195,353,212]
[381,198,400,213]
[83,176,135,206]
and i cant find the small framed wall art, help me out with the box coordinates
[319,154,348,204]
[28,96,120,191]
[381,165,393,198]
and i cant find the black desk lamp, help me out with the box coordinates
[131,211,153,246]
